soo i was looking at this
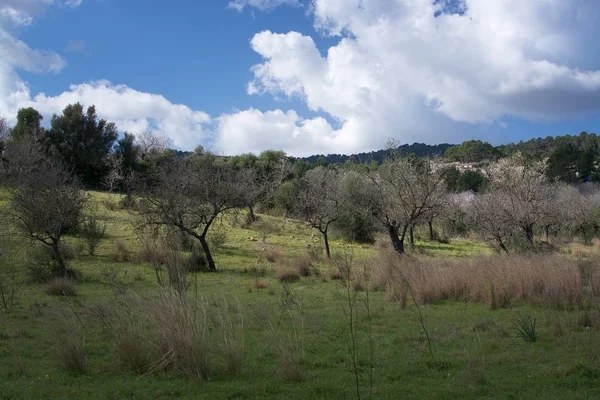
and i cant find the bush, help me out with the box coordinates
[119,195,136,210]
[208,229,227,249]
[26,246,80,283]
[45,278,77,297]
[514,313,538,343]
[264,248,283,264]
[26,247,59,283]
[59,241,83,261]
[80,216,106,256]
[101,198,118,211]
[327,268,344,281]
[112,239,134,263]
[295,254,312,277]
[276,266,300,283]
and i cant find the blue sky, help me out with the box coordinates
[1,0,600,156]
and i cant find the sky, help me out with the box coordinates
[1,0,600,157]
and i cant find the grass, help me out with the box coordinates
[0,191,600,399]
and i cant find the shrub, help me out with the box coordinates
[305,245,323,262]
[264,248,283,264]
[295,254,312,277]
[118,195,136,210]
[26,247,58,283]
[208,227,227,249]
[254,219,282,244]
[80,216,106,256]
[59,241,83,261]
[253,280,268,290]
[112,239,134,263]
[327,268,344,281]
[45,278,77,297]
[514,313,537,343]
[101,198,118,211]
[276,266,300,283]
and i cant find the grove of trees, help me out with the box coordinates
[1,104,600,275]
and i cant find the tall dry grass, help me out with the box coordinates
[151,290,209,379]
[102,287,246,379]
[53,312,86,374]
[372,251,592,310]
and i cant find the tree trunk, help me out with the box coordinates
[545,225,550,242]
[409,225,415,248]
[322,229,331,259]
[428,220,435,241]
[247,204,256,223]
[523,225,534,247]
[51,241,67,277]
[199,234,216,271]
[388,224,405,254]
[497,238,509,254]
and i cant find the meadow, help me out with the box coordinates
[1,191,600,400]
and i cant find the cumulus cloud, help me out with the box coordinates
[0,0,209,151]
[235,0,600,155]
[214,108,368,156]
[227,0,300,12]
[19,81,211,149]
[3,0,600,157]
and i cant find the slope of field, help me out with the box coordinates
[0,192,599,400]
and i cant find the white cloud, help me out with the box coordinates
[3,0,600,157]
[3,81,211,149]
[0,0,210,151]
[227,0,300,12]
[0,8,34,26]
[215,108,368,156]
[236,0,600,155]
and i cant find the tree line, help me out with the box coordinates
[1,105,600,277]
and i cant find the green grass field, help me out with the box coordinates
[1,192,599,399]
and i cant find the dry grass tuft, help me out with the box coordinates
[253,280,268,290]
[372,250,587,310]
[327,268,344,281]
[295,254,312,277]
[210,297,245,376]
[276,265,301,283]
[53,313,86,374]
[112,239,135,263]
[264,248,283,264]
[150,290,210,379]
[45,278,77,297]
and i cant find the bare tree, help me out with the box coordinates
[102,155,123,192]
[365,156,447,254]
[556,185,600,244]
[137,156,245,271]
[4,140,86,277]
[137,131,170,160]
[467,192,515,253]
[294,167,342,258]
[0,115,9,155]
[239,158,289,222]
[487,157,555,247]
